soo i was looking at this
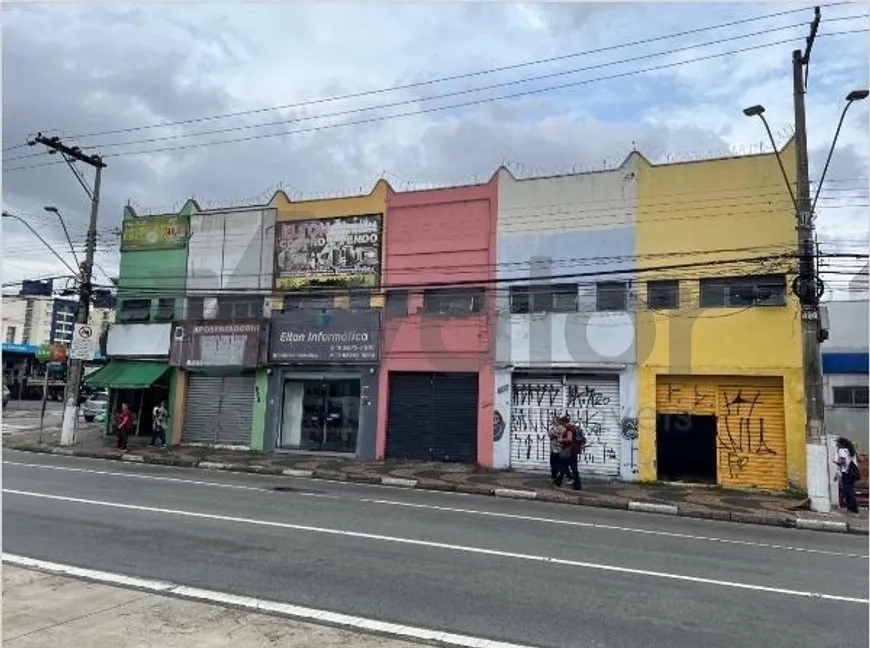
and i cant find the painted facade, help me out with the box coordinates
[821,299,869,450]
[493,163,640,479]
[263,183,389,459]
[635,141,806,490]
[377,178,497,465]
[96,203,194,442]
[178,205,276,449]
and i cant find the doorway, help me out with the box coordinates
[280,377,360,453]
[656,413,717,483]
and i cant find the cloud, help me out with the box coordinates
[3,3,867,296]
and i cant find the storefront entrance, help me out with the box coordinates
[280,377,360,453]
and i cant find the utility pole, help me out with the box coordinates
[28,134,106,447]
[792,8,830,512]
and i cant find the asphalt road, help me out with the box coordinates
[3,450,867,648]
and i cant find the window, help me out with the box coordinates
[647,280,679,309]
[5,326,16,343]
[510,284,578,314]
[283,295,332,312]
[349,291,371,309]
[118,299,151,323]
[154,298,175,322]
[832,386,869,407]
[596,281,628,312]
[700,275,787,308]
[385,290,409,318]
[217,297,263,319]
[423,288,485,316]
[186,297,204,319]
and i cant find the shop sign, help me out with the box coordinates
[121,215,190,251]
[274,215,381,290]
[269,309,380,363]
[169,319,267,368]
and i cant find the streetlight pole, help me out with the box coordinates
[28,134,106,446]
[744,89,869,512]
[44,206,81,270]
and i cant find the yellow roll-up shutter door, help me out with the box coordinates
[655,378,716,416]
[716,384,787,490]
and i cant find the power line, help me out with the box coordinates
[4,28,864,173]
[52,5,834,143]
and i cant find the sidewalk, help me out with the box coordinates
[2,566,424,647]
[5,425,867,535]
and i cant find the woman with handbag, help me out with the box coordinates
[834,436,861,514]
[115,402,135,452]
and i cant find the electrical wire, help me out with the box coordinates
[3,27,865,173]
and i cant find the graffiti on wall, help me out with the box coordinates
[510,381,619,471]
[718,389,777,479]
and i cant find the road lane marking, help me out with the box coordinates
[4,488,867,605]
[356,497,869,560]
[5,458,866,560]
[2,554,536,648]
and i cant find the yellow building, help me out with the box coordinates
[635,140,806,491]
[268,181,390,311]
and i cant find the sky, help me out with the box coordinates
[2,2,868,298]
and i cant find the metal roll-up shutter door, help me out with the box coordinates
[217,373,256,446]
[386,372,433,460]
[565,375,621,478]
[430,372,478,463]
[183,375,224,443]
[510,375,563,472]
[716,383,787,490]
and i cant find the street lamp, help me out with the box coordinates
[811,89,869,214]
[2,211,79,277]
[43,205,81,269]
[741,104,799,211]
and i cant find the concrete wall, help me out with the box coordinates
[377,178,498,465]
[634,141,807,488]
[823,300,869,352]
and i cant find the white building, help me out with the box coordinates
[821,300,868,450]
[492,160,640,480]
[3,294,115,347]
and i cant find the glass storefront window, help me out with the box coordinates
[280,378,360,453]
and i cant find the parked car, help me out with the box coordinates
[81,391,109,422]
[2,385,9,409]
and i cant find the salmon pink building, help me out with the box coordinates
[376,178,498,466]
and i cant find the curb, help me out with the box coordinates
[795,517,848,533]
[628,501,679,515]
[7,445,867,536]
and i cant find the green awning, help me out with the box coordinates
[84,361,169,389]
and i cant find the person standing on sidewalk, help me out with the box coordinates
[115,402,135,452]
[548,414,566,483]
[835,436,861,514]
[150,400,168,450]
[554,415,582,491]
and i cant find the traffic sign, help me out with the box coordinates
[70,323,98,361]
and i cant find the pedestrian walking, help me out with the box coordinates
[548,414,566,483]
[834,436,861,514]
[115,402,135,452]
[554,414,583,491]
[150,399,168,449]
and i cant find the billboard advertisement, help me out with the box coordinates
[269,309,380,363]
[121,215,190,252]
[274,215,381,290]
[169,319,268,368]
